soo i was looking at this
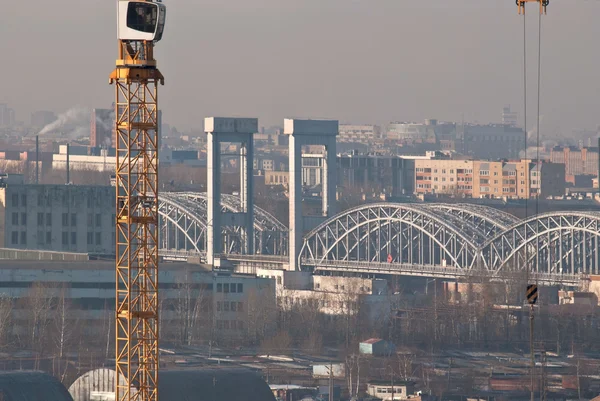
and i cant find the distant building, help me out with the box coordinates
[90,109,113,148]
[387,119,445,142]
[502,105,518,127]
[0,182,115,254]
[338,124,382,144]
[0,104,16,127]
[461,124,524,159]
[550,146,599,179]
[415,159,565,199]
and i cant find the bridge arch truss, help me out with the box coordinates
[300,203,481,269]
[158,192,287,256]
[480,212,600,275]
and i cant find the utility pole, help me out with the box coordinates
[329,363,334,401]
[530,304,535,401]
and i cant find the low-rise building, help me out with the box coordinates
[338,124,382,144]
[366,381,417,401]
[0,258,275,341]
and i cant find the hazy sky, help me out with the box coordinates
[1,0,600,134]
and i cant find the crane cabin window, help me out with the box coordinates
[127,3,158,34]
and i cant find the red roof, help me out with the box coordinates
[361,338,383,344]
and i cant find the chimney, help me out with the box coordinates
[35,135,39,184]
[66,143,70,184]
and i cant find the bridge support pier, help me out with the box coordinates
[285,118,338,271]
[205,117,258,266]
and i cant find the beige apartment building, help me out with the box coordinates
[415,159,565,199]
[414,159,474,196]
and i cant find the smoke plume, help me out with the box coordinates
[38,106,91,138]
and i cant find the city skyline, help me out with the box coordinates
[1,0,600,134]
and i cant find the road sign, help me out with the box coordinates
[526,284,538,305]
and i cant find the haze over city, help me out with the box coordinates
[2,0,600,132]
[4,1,600,401]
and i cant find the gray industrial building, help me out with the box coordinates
[0,178,115,254]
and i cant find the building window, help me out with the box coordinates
[217,301,222,312]
[62,232,68,245]
[62,213,69,227]
[11,213,18,226]
[230,284,237,293]
[96,214,102,227]
[11,231,18,245]
[224,284,230,293]
[38,194,44,207]
[237,302,243,312]
[37,213,43,226]
[11,194,18,207]
[224,302,230,312]
[87,232,94,245]
[20,232,26,245]
[71,214,77,227]
[231,302,237,312]
[217,283,222,293]
[22,213,27,226]
[46,232,51,245]
[46,213,51,226]
[87,213,93,226]
[96,233,102,245]
[71,232,77,245]
[21,194,26,207]
[238,283,243,293]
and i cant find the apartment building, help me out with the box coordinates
[414,159,474,196]
[416,159,565,199]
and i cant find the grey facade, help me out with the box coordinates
[0,184,115,254]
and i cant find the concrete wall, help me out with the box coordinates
[0,184,115,254]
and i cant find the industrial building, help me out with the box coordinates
[0,258,275,341]
[0,178,115,254]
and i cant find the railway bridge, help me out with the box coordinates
[158,194,599,285]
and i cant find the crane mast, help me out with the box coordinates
[517,0,549,14]
[109,2,165,401]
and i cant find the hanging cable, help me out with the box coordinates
[535,10,543,217]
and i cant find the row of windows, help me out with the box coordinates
[10,212,112,228]
[216,301,243,312]
[216,320,245,330]
[216,283,244,293]
[283,297,358,310]
[13,193,110,209]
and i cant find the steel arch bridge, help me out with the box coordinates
[158,192,287,256]
[300,203,600,278]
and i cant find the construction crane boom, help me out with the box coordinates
[109,2,165,401]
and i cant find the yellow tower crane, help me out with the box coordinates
[109,2,165,401]
[517,0,549,14]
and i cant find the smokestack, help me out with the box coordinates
[35,136,39,185]
[66,143,70,185]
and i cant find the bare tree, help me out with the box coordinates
[0,295,13,348]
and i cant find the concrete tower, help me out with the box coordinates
[205,117,258,266]
[285,118,338,271]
